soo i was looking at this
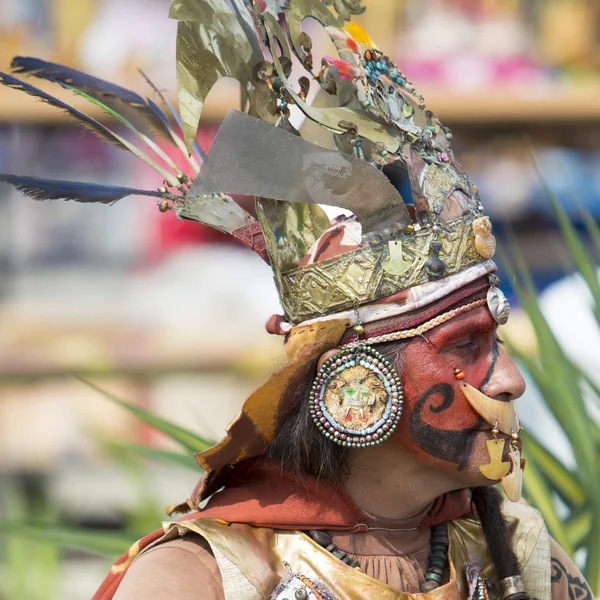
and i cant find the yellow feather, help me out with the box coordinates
[344,22,376,49]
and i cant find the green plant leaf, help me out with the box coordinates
[0,521,138,558]
[520,430,584,509]
[565,509,592,550]
[104,441,198,470]
[521,455,574,555]
[502,245,600,509]
[576,198,600,264]
[588,524,600,594]
[78,378,214,454]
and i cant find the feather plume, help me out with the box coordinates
[10,57,191,175]
[344,22,376,49]
[325,26,360,55]
[323,57,361,80]
[11,56,173,141]
[138,69,204,166]
[0,175,165,204]
[63,84,184,174]
[0,72,180,187]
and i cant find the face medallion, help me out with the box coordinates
[310,345,403,448]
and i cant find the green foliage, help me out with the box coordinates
[0,382,212,599]
[78,378,214,455]
[0,521,138,559]
[502,167,600,592]
[0,488,61,600]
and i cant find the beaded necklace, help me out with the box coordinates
[307,522,450,596]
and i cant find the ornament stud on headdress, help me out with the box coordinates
[310,345,403,447]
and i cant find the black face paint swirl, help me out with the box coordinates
[480,339,499,393]
[551,558,593,600]
[410,382,485,470]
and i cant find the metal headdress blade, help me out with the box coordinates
[169,0,261,153]
[189,109,411,239]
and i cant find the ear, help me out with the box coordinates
[317,348,343,371]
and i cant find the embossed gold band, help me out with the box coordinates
[500,575,526,598]
[343,298,487,348]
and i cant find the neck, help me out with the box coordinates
[342,444,461,521]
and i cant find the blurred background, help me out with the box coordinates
[1,0,600,597]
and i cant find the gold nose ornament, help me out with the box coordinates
[455,370,523,501]
[456,380,520,436]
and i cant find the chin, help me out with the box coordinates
[458,434,503,488]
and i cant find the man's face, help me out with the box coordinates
[390,306,526,485]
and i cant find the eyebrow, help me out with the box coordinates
[429,310,496,348]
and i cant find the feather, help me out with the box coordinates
[323,56,361,80]
[10,57,189,175]
[325,26,360,55]
[0,72,180,187]
[344,22,376,49]
[138,69,204,166]
[0,175,165,204]
[11,56,173,141]
[63,84,184,175]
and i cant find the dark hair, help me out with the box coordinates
[471,486,537,600]
[266,357,348,483]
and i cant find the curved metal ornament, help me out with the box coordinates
[487,285,510,325]
[310,345,403,447]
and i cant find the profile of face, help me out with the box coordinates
[389,306,526,486]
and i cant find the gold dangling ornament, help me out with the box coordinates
[454,369,523,501]
[310,345,403,448]
[479,438,510,480]
[501,433,524,502]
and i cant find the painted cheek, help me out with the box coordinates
[401,341,480,429]
[391,339,485,467]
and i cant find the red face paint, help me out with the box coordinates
[387,307,509,475]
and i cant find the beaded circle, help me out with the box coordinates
[310,345,403,448]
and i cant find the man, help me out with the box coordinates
[0,0,593,598]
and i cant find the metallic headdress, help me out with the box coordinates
[1,0,496,327]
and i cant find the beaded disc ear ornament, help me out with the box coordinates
[310,345,403,448]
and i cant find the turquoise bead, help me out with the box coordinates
[429,557,446,569]
[425,572,443,584]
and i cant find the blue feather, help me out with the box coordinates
[0,70,183,186]
[138,69,205,162]
[0,175,165,204]
[11,56,174,140]
[0,71,131,150]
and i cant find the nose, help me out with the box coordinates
[481,347,526,402]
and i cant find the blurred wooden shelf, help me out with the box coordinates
[0,80,239,125]
[2,80,600,125]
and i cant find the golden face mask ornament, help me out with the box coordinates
[455,369,523,502]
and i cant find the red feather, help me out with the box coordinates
[323,56,360,80]
[346,37,360,54]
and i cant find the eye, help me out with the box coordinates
[496,336,505,346]
[453,340,477,351]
